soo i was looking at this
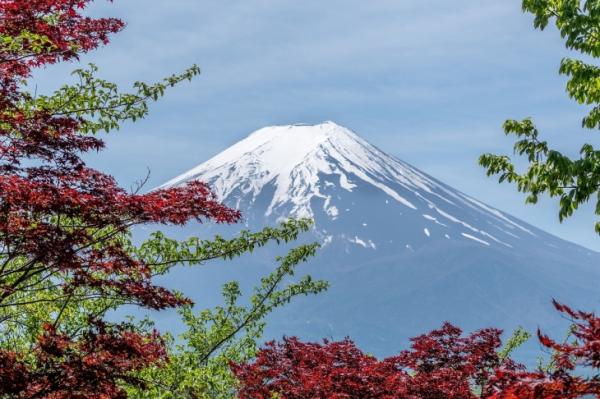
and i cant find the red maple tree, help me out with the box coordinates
[0,322,168,399]
[231,337,408,399]
[488,301,600,399]
[232,301,600,399]
[231,324,518,399]
[0,0,239,397]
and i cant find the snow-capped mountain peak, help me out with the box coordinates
[161,122,430,212]
[161,122,543,251]
[162,121,405,217]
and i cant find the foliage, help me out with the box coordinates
[233,337,405,399]
[0,321,167,399]
[498,326,531,362]
[128,233,328,399]
[480,0,600,234]
[488,300,600,398]
[233,301,600,398]
[231,324,520,398]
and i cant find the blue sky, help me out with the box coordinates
[35,0,600,251]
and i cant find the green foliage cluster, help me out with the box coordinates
[480,0,600,233]
[24,63,200,133]
[0,31,55,55]
[498,326,531,362]
[128,235,327,399]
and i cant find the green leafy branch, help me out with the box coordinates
[23,63,200,133]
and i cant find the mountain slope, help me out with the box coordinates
[160,121,600,360]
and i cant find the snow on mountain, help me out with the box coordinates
[162,121,556,253]
[159,121,600,362]
[163,121,418,216]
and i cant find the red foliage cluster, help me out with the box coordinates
[391,323,522,398]
[489,301,600,399]
[0,0,240,311]
[0,0,240,397]
[232,302,600,399]
[0,321,166,399]
[232,337,406,398]
[0,0,124,78]
[232,324,514,399]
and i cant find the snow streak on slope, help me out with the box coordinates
[161,122,544,250]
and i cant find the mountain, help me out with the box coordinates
[160,121,600,361]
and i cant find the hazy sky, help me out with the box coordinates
[34,1,600,251]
